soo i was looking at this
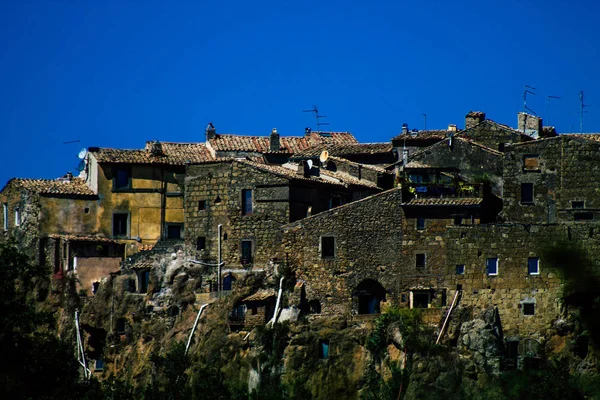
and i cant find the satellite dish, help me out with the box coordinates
[77,148,88,160]
[76,160,86,172]
[306,160,313,170]
[319,150,329,163]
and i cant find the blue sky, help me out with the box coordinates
[1,0,599,186]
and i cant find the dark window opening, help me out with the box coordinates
[168,306,180,317]
[112,213,128,238]
[441,289,447,307]
[416,253,426,269]
[412,291,430,308]
[572,201,584,209]
[196,236,206,251]
[241,240,253,264]
[242,189,253,215]
[521,183,534,204]
[229,305,246,323]
[574,212,594,221]
[116,318,126,333]
[523,303,535,316]
[330,195,342,209]
[166,224,183,239]
[454,216,462,225]
[84,207,90,214]
[198,200,207,211]
[401,294,407,302]
[456,265,465,275]
[214,196,221,204]
[354,279,386,314]
[486,258,498,275]
[498,143,505,152]
[223,274,236,291]
[114,167,131,190]
[92,282,100,294]
[528,257,539,275]
[319,339,330,359]
[138,270,150,293]
[321,236,335,259]
[309,299,321,314]
[416,217,425,230]
[95,358,105,372]
[506,340,519,369]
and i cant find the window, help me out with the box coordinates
[166,224,183,239]
[198,200,207,211]
[84,207,90,214]
[3,203,7,231]
[319,339,330,359]
[486,258,498,276]
[241,240,253,264]
[95,358,105,372]
[415,253,426,269]
[330,195,343,209]
[521,183,534,204]
[112,213,129,238]
[113,167,131,190]
[523,155,540,171]
[321,236,335,259]
[242,189,253,215]
[116,318,126,333]
[138,270,150,293]
[412,291,430,309]
[196,236,206,250]
[572,201,584,209]
[523,303,535,316]
[416,217,425,230]
[14,207,21,226]
[528,257,539,275]
[456,265,465,275]
[574,212,593,221]
[453,217,462,225]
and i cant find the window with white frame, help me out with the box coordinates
[15,207,21,226]
[486,257,498,276]
[527,257,539,275]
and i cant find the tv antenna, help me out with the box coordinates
[422,114,427,130]
[63,138,81,144]
[546,95,561,126]
[579,90,591,133]
[523,85,536,115]
[303,105,330,128]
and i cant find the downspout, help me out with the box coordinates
[160,168,166,241]
[267,277,285,327]
[436,289,461,345]
[217,224,222,293]
[185,303,209,355]
[75,311,90,379]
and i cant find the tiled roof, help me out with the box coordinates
[4,177,95,196]
[89,142,214,165]
[238,160,381,189]
[404,161,432,169]
[47,234,117,243]
[402,197,483,206]
[327,156,392,174]
[242,289,276,302]
[208,131,357,154]
[292,143,393,158]
[392,130,450,142]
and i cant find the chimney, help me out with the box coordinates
[402,123,409,134]
[518,112,543,138]
[465,111,486,129]
[205,122,216,141]
[150,140,163,156]
[65,172,73,181]
[447,124,457,132]
[304,127,312,137]
[270,128,280,151]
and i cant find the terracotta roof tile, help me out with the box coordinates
[402,197,483,206]
[293,143,393,158]
[327,156,392,174]
[5,177,95,196]
[242,289,276,302]
[90,142,214,165]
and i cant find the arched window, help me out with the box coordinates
[223,274,236,291]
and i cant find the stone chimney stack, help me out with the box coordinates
[518,112,543,139]
[465,111,486,129]
[402,123,409,134]
[150,140,163,156]
[304,127,312,137]
[205,122,216,141]
[270,128,280,151]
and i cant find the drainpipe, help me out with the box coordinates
[217,224,222,293]
[185,303,209,355]
[267,277,285,327]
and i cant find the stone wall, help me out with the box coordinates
[459,120,532,152]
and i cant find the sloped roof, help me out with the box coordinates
[327,156,392,174]
[242,289,276,302]
[392,130,450,142]
[402,197,483,206]
[89,142,214,165]
[561,133,600,142]
[292,142,393,158]
[47,234,117,243]
[3,177,95,196]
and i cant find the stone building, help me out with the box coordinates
[184,158,383,290]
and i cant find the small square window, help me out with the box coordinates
[196,236,206,251]
[523,303,535,316]
[523,155,540,171]
[321,236,335,259]
[416,253,426,268]
[84,207,90,214]
[456,265,465,275]
[486,258,498,276]
[572,201,584,209]
[116,318,126,333]
[401,294,407,302]
[114,167,131,190]
[521,183,534,204]
[416,217,425,230]
[528,257,539,275]
[112,213,129,238]
[198,200,207,211]
[330,195,343,209]
[166,224,183,239]
[453,217,462,225]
